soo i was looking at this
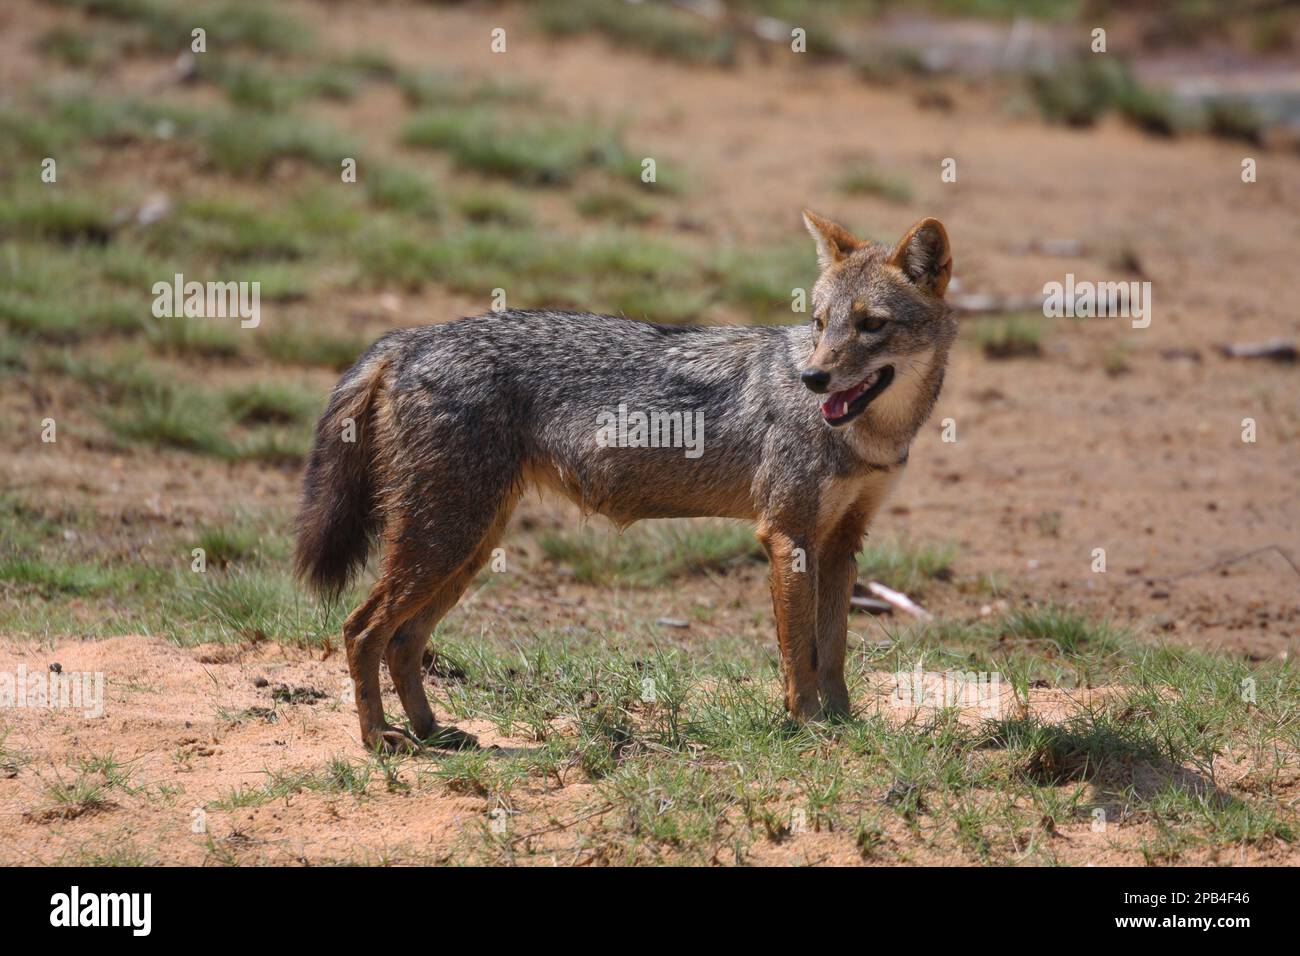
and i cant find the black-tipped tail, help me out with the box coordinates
[293,354,389,600]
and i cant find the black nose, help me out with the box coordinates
[801,368,831,393]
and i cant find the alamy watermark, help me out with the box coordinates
[595,403,705,459]
[0,664,104,718]
[50,886,150,936]
[891,666,1002,717]
[1043,273,1151,329]
[152,272,260,329]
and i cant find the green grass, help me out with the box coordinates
[883,605,1132,692]
[255,324,366,371]
[712,239,814,322]
[223,381,318,426]
[421,613,1299,864]
[197,112,357,178]
[154,196,315,262]
[210,758,377,810]
[199,55,371,111]
[1205,99,1266,145]
[972,314,1044,359]
[1000,605,1125,656]
[0,292,141,343]
[358,223,704,322]
[142,313,242,359]
[179,567,353,646]
[37,25,125,70]
[0,193,117,244]
[0,501,331,641]
[44,0,311,55]
[0,335,26,374]
[856,537,955,594]
[1028,58,1187,137]
[454,191,534,227]
[536,0,737,66]
[0,554,139,598]
[105,385,234,456]
[49,353,315,462]
[395,69,536,109]
[195,523,262,569]
[47,348,167,401]
[575,189,656,225]
[36,771,116,820]
[1029,58,1129,128]
[0,498,166,604]
[835,163,913,203]
[0,91,161,167]
[364,165,442,218]
[208,59,302,112]
[403,106,627,186]
[538,519,762,587]
[230,425,313,466]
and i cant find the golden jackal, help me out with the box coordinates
[296,212,955,751]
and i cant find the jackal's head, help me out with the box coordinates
[800,210,955,427]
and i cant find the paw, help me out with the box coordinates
[787,696,824,723]
[367,726,421,755]
[422,725,480,751]
[819,686,852,721]
[820,701,853,723]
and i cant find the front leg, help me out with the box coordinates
[815,513,868,719]
[757,521,821,722]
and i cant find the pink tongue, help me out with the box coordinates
[821,382,863,421]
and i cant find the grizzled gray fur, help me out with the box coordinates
[296,212,955,752]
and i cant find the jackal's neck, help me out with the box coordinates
[846,343,949,465]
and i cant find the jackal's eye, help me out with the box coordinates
[855,314,888,334]
[811,313,825,332]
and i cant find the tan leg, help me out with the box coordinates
[343,561,429,753]
[382,497,517,745]
[758,521,821,721]
[383,605,442,741]
[815,512,867,719]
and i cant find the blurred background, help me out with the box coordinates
[1,0,1297,654]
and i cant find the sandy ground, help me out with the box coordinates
[5,633,1294,866]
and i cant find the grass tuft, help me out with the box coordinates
[538,520,762,587]
[403,106,626,186]
[973,314,1044,359]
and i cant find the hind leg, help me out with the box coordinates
[383,499,515,745]
[384,606,443,742]
[342,558,431,753]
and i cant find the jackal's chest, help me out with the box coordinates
[815,468,904,545]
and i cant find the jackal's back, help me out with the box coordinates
[382,310,815,520]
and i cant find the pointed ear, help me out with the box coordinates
[803,209,864,271]
[888,217,952,297]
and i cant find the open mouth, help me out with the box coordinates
[820,365,895,426]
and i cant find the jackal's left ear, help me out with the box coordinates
[889,218,952,297]
[803,209,864,271]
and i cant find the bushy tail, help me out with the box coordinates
[293,351,391,600]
